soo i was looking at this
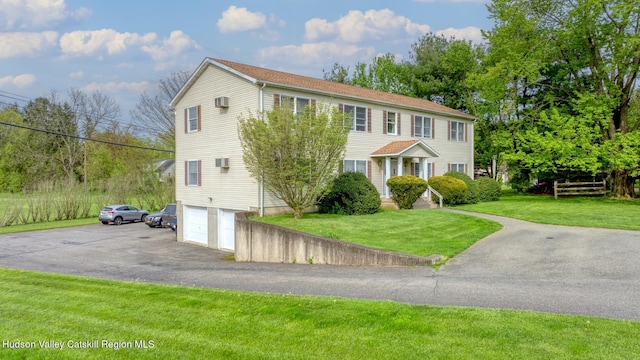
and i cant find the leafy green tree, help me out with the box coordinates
[351,53,413,95]
[238,104,349,219]
[482,0,640,197]
[0,107,29,191]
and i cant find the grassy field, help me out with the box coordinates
[455,190,640,230]
[1,268,638,360]
[254,209,502,259]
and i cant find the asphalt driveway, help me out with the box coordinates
[1,213,639,321]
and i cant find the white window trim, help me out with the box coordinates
[187,106,198,133]
[450,120,465,142]
[280,95,310,115]
[387,111,397,135]
[343,104,367,132]
[187,160,199,186]
[450,163,465,173]
[343,159,368,176]
[415,115,432,138]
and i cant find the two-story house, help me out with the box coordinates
[170,58,475,249]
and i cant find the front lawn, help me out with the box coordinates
[253,209,502,259]
[1,268,638,359]
[455,190,640,230]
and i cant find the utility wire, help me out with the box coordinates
[0,120,174,153]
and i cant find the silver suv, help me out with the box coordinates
[99,204,149,225]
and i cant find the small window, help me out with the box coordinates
[279,95,310,115]
[342,105,367,132]
[387,111,396,135]
[450,121,465,142]
[450,163,465,173]
[414,115,432,138]
[343,160,367,176]
[188,106,198,132]
[187,160,200,186]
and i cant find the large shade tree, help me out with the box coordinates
[238,103,349,219]
[482,0,640,196]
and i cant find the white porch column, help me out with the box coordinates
[397,156,403,176]
[384,156,391,198]
[422,158,429,180]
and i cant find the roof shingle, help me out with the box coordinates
[211,58,474,120]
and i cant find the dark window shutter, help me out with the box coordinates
[197,105,202,132]
[382,110,387,134]
[465,163,468,175]
[448,163,451,172]
[273,94,280,107]
[197,160,202,186]
[411,115,415,137]
[465,123,468,142]
[338,103,343,112]
[432,118,435,139]
[448,121,451,141]
[367,108,372,133]
[184,161,188,186]
[397,113,401,136]
[432,163,435,177]
[367,161,372,180]
[184,109,188,134]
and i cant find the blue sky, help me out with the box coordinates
[0,0,493,123]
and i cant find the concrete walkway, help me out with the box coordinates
[1,212,639,321]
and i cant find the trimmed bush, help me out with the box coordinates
[427,176,467,205]
[386,175,428,210]
[444,171,479,204]
[477,176,502,202]
[318,172,380,215]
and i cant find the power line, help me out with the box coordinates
[0,120,174,153]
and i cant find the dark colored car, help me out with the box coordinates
[161,203,177,228]
[144,210,165,228]
[99,205,149,225]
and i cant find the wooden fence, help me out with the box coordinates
[553,180,607,199]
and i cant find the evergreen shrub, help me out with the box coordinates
[477,177,502,202]
[386,175,428,210]
[427,176,467,205]
[444,171,479,204]
[317,172,380,215]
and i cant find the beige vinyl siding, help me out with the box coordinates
[175,65,261,211]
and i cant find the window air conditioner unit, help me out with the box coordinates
[215,96,229,108]
[215,158,230,168]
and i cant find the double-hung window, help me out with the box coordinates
[187,106,199,132]
[343,105,367,132]
[450,163,465,173]
[450,121,465,141]
[414,115,432,138]
[386,111,397,135]
[186,160,201,186]
[412,162,433,178]
[280,95,310,115]
[343,160,367,176]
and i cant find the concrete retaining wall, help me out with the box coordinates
[235,212,442,266]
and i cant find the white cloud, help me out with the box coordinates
[217,6,267,33]
[436,26,485,43]
[305,9,430,43]
[141,30,200,61]
[258,42,375,66]
[59,29,157,57]
[0,31,58,58]
[0,74,37,88]
[0,0,91,30]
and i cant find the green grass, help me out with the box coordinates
[254,209,502,259]
[0,268,638,359]
[0,217,99,234]
[455,190,640,230]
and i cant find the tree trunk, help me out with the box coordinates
[293,208,303,220]
[611,169,635,198]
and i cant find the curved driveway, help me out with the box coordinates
[1,211,639,321]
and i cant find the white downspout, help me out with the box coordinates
[258,83,266,217]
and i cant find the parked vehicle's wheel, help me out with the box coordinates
[101,221,108,225]
[140,214,147,222]
[114,217,123,226]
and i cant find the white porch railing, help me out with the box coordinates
[426,186,443,208]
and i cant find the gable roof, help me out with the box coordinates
[371,140,441,158]
[172,58,475,121]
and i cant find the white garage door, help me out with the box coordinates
[218,209,237,250]
[183,206,208,245]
